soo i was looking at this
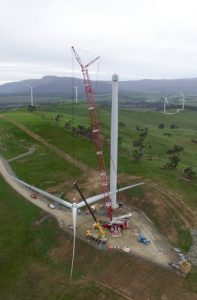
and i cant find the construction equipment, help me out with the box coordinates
[71,47,139,236]
[71,46,112,221]
[137,234,150,245]
[169,247,192,274]
[74,181,107,244]
[168,260,191,274]
[11,175,137,280]
[178,260,191,274]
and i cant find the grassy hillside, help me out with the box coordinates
[0,175,197,300]
[2,104,196,208]
[0,104,197,299]
[0,105,196,250]
[0,175,125,300]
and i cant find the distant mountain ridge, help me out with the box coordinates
[1,76,197,98]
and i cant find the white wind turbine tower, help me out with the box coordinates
[72,86,78,103]
[163,97,169,114]
[110,74,119,208]
[180,91,185,110]
[10,74,143,278]
[23,82,34,106]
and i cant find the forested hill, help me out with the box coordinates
[1,75,197,97]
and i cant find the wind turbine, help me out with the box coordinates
[22,82,34,106]
[164,97,179,115]
[10,175,143,279]
[110,74,118,208]
[163,97,169,114]
[10,73,144,278]
[180,91,185,110]
[72,86,78,103]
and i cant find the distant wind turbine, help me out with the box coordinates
[163,97,169,114]
[22,82,34,106]
[72,86,78,103]
[180,91,185,110]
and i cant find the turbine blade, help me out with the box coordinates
[9,175,72,209]
[77,182,144,208]
[70,204,77,280]
[180,91,184,98]
[165,97,169,105]
[22,82,32,88]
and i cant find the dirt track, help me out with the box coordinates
[1,122,197,298]
[0,117,194,266]
[0,152,175,271]
[145,180,197,228]
[4,117,91,173]
[3,116,196,229]
[7,144,37,162]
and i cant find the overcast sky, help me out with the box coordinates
[1,0,197,84]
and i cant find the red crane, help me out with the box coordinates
[71,46,112,221]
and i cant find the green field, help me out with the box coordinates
[0,104,197,298]
[0,175,125,300]
[1,104,196,208]
[0,172,196,299]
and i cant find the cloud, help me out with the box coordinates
[1,0,197,83]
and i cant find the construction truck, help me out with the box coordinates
[85,221,107,244]
[169,248,192,274]
[137,234,150,245]
[74,182,107,244]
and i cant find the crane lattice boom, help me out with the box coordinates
[72,46,112,220]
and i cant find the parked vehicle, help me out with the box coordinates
[137,234,150,245]
[48,203,55,209]
[30,192,37,199]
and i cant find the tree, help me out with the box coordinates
[183,167,196,181]
[133,149,142,161]
[170,124,178,129]
[64,120,72,129]
[132,127,148,161]
[166,154,180,169]
[54,114,63,123]
[158,123,165,129]
[27,105,36,112]
[166,144,184,169]
[167,144,184,155]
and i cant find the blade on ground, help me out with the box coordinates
[9,175,72,209]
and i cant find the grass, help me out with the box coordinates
[177,228,193,252]
[10,143,81,189]
[0,118,33,159]
[184,267,197,293]
[0,175,124,300]
[1,105,197,249]
[0,103,197,297]
[0,117,81,189]
[4,109,98,169]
